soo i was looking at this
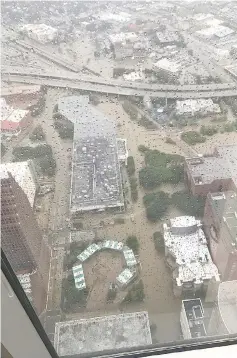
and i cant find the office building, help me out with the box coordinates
[1,172,50,314]
[185,145,237,196]
[204,191,237,281]
[0,160,38,207]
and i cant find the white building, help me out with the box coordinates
[0,161,38,207]
[163,216,220,297]
[21,24,58,44]
[180,298,206,339]
[153,58,182,81]
[196,25,234,39]
[176,99,221,117]
[123,71,145,82]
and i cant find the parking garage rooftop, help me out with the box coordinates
[57,96,124,212]
[54,312,152,356]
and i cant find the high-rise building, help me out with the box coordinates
[1,171,50,314]
[204,191,237,281]
[0,160,38,208]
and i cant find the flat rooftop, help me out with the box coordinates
[71,136,123,211]
[57,96,124,212]
[186,145,237,187]
[183,299,206,338]
[217,145,237,187]
[186,156,231,185]
[164,216,220,285]
[54,312,152,356]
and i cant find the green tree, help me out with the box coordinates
[153,231,165,253]
[200,125,218,136]
[29,125,45,141]
[138,144,149,152]
[39,157,56,176]
[122,100,138,120]
[171,191,205,217]
[143,191,170,222]
[126,235,139,254]
[124,280,145,303]
[127,156,136,176]
[1,143,6,157]
[129,176,138,202]
[181,131,206,145]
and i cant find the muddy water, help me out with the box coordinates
[194,132,237,154]
[95,101,183,321]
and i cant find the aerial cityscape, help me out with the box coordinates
[1,0,237,356]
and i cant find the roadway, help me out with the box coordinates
[3,73,237,98]
[2,65,237,92]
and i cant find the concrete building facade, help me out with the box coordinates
[208,281,237,336]
[204,191,237,281]
[0,160,38,207]
[1,172,50,314]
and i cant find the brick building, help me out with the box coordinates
[204,191,237,281]
[1,171,50,314]
[185,145,237,196]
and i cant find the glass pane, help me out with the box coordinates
[1,0,237,356]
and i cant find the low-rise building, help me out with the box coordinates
[1,98,31,137]
[208,280,237,336]
[123,71,145,82]
[0,160,38,207]
[180,298,206,339]
[21,24,58,44]
[185,145,237,196]
[1,84,42,108]
[176,99,221,117]
[57,96,124,214]
[153,58,182,82]
[109,32,147,60]
[196,25,234,39]
[204,191,237,281]
[156,31,181,46]
[164,216,220,297]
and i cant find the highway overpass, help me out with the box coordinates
[2,66,237,93]
[3,73,237,99]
